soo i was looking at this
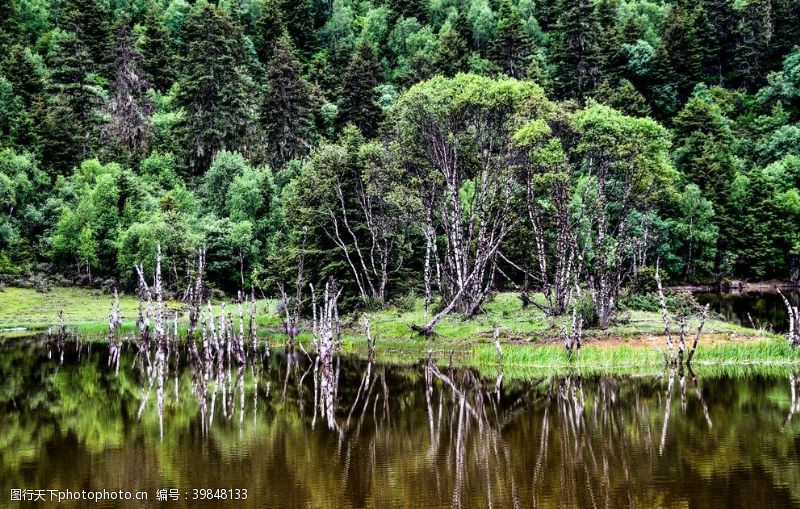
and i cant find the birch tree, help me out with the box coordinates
[297,127,416,306]
[394,74,553,332]
[573,103,675,328]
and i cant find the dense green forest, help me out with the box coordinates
[1,0,799,321]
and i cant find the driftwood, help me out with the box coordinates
[655,264,709,365]
[561,302,584,356]
[314,279,341,367]
[278,236,306,346]
[364,314,375,359]
[493,326,503,361]
[108,289,123,373]
[777,288,800,347]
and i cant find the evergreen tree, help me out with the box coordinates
[254,0,285,65]
[103,17,154,159]
[732,0,772,91]
[650,2,715,110]
[338,41,382,137]
[489,0,533,79]
[432,21,470,77]
[62,0,112,72]
[177,4,260,173]
[0,0,21,55]
[593,79,652,118]
[533,0,559,31]
[769,0,800,71]
[261,35,314,168]
[703,0,737,85]
[672,89,739,273]
[2,45,46,109]
[549,0,601,99]
[140,3,174,92]
[389,0,428,22]
[280,0,317,57]
[595,0,623,84]
[42,31,104,172]
[672,92,737,206]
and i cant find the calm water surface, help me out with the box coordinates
[695,290,799,333]
[2,340,800,508]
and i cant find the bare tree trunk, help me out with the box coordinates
[778,288,800,347]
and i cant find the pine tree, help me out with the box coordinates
[534,0,559,31]
[549,0,601,99]
[703,0,738,85]
[104,17,154,159]
[43,31,104,170]
[650,2,714,107]
[177,4,260,173]
[261,35,314,168]
[489,0,533,79]
[140,3,173,92]
[0,45,44,150]
[0,0,21,55]
[432,22,470,77]
[62,0,112,72]
[255,0,285,65]
[338,41,382,137]
[732,0,772,91]
[595,0,623,84]
[389,0,428,22]
[2,45,46,109]
[672,91,738,269]
[769,0,800,70]
[593,79,652,117]
[280,0,316,57]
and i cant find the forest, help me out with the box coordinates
[1,0,800,327]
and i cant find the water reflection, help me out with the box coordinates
[1,342,800,508]
[695,290,800,333]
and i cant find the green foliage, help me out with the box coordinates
[176,3,259,173]
[2,0,800,298]
[338,41,382,136]
[262,35,315,169]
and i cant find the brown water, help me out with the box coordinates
[2,340,800,508]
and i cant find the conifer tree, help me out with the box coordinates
[702,0,736,84]
[255,0,285,65]
[732,0,772,91]
[432,22,470,77]
[338,41,382,137]
[261,35,314,168]
[177,4,260,173]
[534,0,559,31]
[769,0,800,70]
[140,3,174,92]
[2,45,45,109]
[280,0,317,57]
[62,0,112,72]
[489,0,533,79]
[389,0,428,22]
[104,17,154,159]
[0,0,21,55]
[595,0,623,84]
[549,0,601,99]
[42,31,104,170]
[650,2,714,107]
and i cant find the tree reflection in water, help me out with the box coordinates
[2,341,800,508]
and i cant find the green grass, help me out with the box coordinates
[0,286,282,334]
[2,286,795,376]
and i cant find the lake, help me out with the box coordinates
[695,289,799,333]
[2,339,800,508]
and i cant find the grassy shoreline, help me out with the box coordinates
[2,286,797,375]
